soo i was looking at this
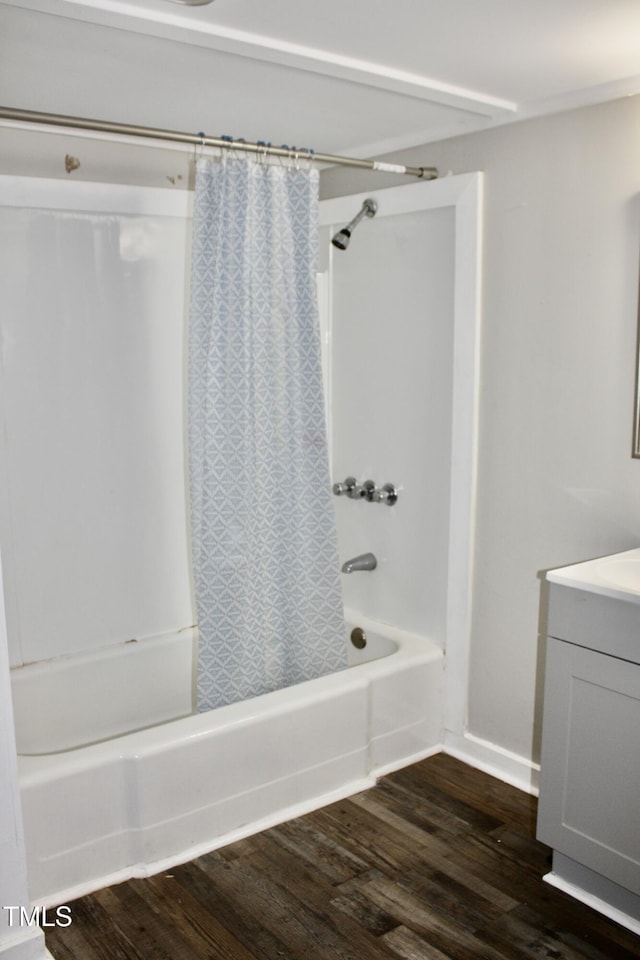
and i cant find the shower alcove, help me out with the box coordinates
[0,168,481,908]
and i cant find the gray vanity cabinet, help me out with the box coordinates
[537,583,640,906]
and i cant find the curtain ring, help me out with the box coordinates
[232,138,247,164]
[276,145,290,170]
[193,131,207,164]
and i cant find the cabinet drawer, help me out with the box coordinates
[548,584,640,661]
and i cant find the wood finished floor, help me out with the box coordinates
[43,754,640,960]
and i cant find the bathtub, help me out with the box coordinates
[12,610,443,906]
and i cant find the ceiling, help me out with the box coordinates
[1,0,639,185]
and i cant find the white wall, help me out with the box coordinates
[323,205,455,641]
[322,95,640,773]
[0,180,194,667]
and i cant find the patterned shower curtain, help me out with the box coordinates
[188,154,346,712]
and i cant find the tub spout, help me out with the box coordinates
[341,552,377,574]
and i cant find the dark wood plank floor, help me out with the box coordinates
[44,754,640,960]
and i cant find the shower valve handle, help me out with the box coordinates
[362,480,376,500]
[371,483,398,505]
[332,476,357,496]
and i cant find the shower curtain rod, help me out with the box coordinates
[0,106,438,180]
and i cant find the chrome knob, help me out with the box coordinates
[362,480,376,501]
[371,483,398,505]
[332,476,357,496]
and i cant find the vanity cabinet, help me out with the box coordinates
[537,575,640,928]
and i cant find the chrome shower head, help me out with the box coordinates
[331,198,377,251]
[331,228,351,251]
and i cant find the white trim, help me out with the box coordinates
[443,174,483,739]
[444,730,539,796]
[320,172,483,753]
[543,872,640,937]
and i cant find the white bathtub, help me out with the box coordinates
[12,610,443,906]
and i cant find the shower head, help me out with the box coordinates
[331,198,377,251]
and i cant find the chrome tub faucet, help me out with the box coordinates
[341,552,377,574]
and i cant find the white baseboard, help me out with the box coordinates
[444,729,539,796]
[544,872,640,936]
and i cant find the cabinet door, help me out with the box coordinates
[537,637,640,895]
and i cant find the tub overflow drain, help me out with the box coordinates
[350,627,367,650]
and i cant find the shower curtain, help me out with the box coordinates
[188,154,346,711]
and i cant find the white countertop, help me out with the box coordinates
[547,547,640,605]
